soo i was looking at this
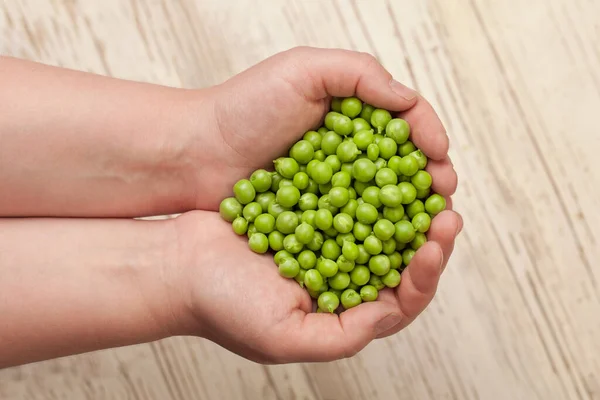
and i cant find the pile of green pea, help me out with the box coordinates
[219,97,446,313]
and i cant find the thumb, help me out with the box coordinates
[281,46,418,111]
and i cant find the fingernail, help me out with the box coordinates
[455,214,464,236]
[390,79,417,101]
[375,313,402,336]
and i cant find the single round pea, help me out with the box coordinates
[295,222,315,244]
[425,194,446,215]
[279,179,294,188]
[330,97,343,112]
[383,205,405,222]
[387,155,402,175]
[246,223,257,238]
[232,217,248,235]
[298,193,318,211]
[371,109,392,133]
[318,291,340,313]
[276,185,301,208]
[249,169,272,193]
[337,255,355,273]
[311,162,333,185]
[394,220,416,243]
[340,163,354,177]
[411,170,432,190]
[315,209,333,231]
[297,250,317,270]
[317,127,329,135]
[283,234,304,254]
[278,258,300,279]
[324,155,342,174]
[268,231,284,251]
[274,249,293,265]
[374,158,387,171]
[274,157,300,179]
[416,187,431,199]
[219,197,243,222]
[340,199,359,219]
[313,150,326,162]
[304,179,319,195]
[382,238,397,255]
[319,182,332,195]
[356,245,371,264]
[352,118,371,134]
[333,213,354,234]
[361,186,382,208]
[342,241,359,261]
[336,232,355,246]
[301,210,317,228]
[369,254,391,276]
[317,194,339,214]
[378,137,398,160]
[367,143,379,161]
[360,103,375,121]
[321,131,343,155]
[276,211,299,234]
[388,251,403,269]
[329,271,351,290]
[352,159,377,182]
[364,235,383,255]
[353,180,370,197]
[356,203,378,224]
[398,156,419,177]
[379,184,403,207]
[321,239,341,260]
[233,179,256,205]
[336,141,360,163]
[329,187,350,208]
[353,129,375,150]
[306,159,320,177]
[360,285,379,302]
[331,171,351,189]
[368,275,386,290]
[411,232,427,250]
[307,231,324,252]
[382,269,401,288]
[255,192,276,213]
[373,134,384,144]
[398,182,417,204]
[353,222,372,242]
[317,257,338,278]
[412,212,432,233]
[304,269,325,291]
[385,118,410,144]
[398,141,417,157]
[303,130,322,151]
[341,289,362,309]
[295,269,307,287]
[254,213,276,234]
[340,97,363,118]
[406,199,426,220]
[373,219,396,241]
[242,202,262,223]
[268,202,291,219]
[248,232,269,254]
[409,150,428,169]
[333,114,354,136]
[292,172,309,190]
[289,140,315,165]
[375,168,398,187]
[324,111,342,131]
[402,248,416,266]
[350,266,370,286]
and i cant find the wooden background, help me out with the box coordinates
[1,0,599,399]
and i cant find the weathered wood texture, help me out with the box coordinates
[1,1,599,399]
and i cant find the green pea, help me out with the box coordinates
[411,232,427,250]
[340,198,359,219]
[385,118,410,144]
[378,137,397,160]
[398,141,417,157]
[274,157,300,179]
[324,155,342,174]
[368,275,386,290]
[314,150,326,161]
[307,231,324,252]
[352,118,372,134]
[337,254,355,273]
[321,131,343,155]
[347,282,361,292]
[354,129,375,150]
[303,130,322,151]
[297,250,317,270]
[321,239,341,260]
[387,156,402,176]
[408,150,428,169]
[279,258,300,278]
[383,205,405,223]
[254,192,275,213]
[331,97,343,112]
[375,168,398,187]
[329,271,351,290]
[412,212,432,233]
[246,223,257,238]
[233,179,256,205]
[340,162,354,176]
[332,171,351,188]
[382,269,401,288]
[336,232,356,246]
[360,187,380,209]
[374,158,387,171]
[356,203,378,225]
[319,182,332,195]
[315,209,333,231]
[295,269,307,287]
[382,238,397,255]
[295,222,315,244]
[276,185,300,208]
[373,219,395,241]
[333,213,354,234]
[333,114,354,136]
[360,103,375,121]
[329,187,350,208]
[269,231,285,251]
[317,257,338,278]
[232,217,248,235]
[411,170,432,190]
[394,220,416,243]
[352,159,377,182]
[274,249,293,265]
[379,184,403,208]
[398,182,417,204]
[279,179,294,188]
[398,156,419,176]
[425,194,446,215]
[249,169,273,193]
[336,141,360,163]
[298,193,318,211]
[353,180,371,196]
[416,187,431,199]
[350,266,370,286]
[324,111,342,131]
[369,254,391,276]
[356,245,371,265]
[388,252,403,269]
[364,235,383,255]
[242,202,262,223]
[402,248,416,266]
[311,162,333,185]
[318,292,340,313]
[370,109,392,133]
[304,269,325,291]
[341,97,363,118]
[353,222,372,241]
[289,140,315,165]
[357,285,377,302]
[248,232,269,254]
[254,213,275,234]
[268,202,290,219]
[292,172,309,190]
[406,200,425,219]
[367,143,379,161]
[324,227,338,238]
[342,241,359,261]
[304,179,320,195]
[317,194,339,214]
[276,211,299,234]
[283,234,304,254]
[373,134,384,144]
[219,197,243,222]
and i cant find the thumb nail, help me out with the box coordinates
[390,79,417,101]
[374,313,402,336]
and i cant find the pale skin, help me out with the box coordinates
[0,47,462,368]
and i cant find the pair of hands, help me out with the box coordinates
[168,47,462,363]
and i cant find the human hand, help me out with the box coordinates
[167,207,462,364]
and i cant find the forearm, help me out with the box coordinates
[0,217,189,368]
[0,56,212,217]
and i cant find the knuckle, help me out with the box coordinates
[358,52,379,69]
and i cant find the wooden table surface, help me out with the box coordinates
[1,1,599,399]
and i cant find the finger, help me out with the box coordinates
[445,196,453,210]
[426,157,458,196]
[283,47,418,111]
[400,96,449,161]
[427,210,462,271]
[277,301,401,362]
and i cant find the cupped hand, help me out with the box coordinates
[169,208,461,364]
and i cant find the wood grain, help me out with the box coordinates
[1,0,599,399]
